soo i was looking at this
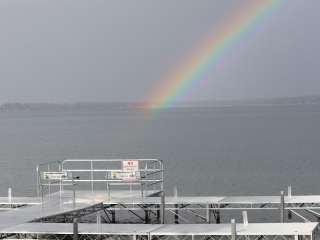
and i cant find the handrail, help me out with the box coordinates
[37,158,164,200]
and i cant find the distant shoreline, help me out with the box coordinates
[1,95,320,112]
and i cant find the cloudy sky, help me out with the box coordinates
[0,0,319,103]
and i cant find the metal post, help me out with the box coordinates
[90,160,94,193]
[111,210,116,223]
[242,211,248,226]
[96,212,101,226]
[145,209,149,224]
[157,205,161,223]
[160,191,166,224]
[72,178,76,208]
[48,165,51,198]
[73,218,79,240]
[288,186,292,198]
[231,219,237,240]
[280,191,285,223]
[173,186,178,198]
[8,187,12,205]
[206,204,214,223]
[96,212,102,240]
[216,210,221,224]
[40,184,44,205]
[174,204,179,224]
[36,165,40,198]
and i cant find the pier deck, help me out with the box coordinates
[3,194,320,209]
[0,223,318,239]
[110,195,320,206]
[1,159,320,239]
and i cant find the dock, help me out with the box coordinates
[0,159,320,239]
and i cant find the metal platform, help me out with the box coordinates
[1,159,320,239]
[107,195,320,207]
[0,223,318,240]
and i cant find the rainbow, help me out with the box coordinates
[144,0,285,110]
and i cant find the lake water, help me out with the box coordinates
[1,104,320,197]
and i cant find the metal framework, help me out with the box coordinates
[1,159,320,239]
[37,159,164,198]
[0,223,318,240]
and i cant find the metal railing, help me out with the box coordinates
[37,159,164,199]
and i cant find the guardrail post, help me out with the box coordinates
[145,209,150,224]
[157,205,161,222]
[280,190,285,223]
[215,209,221,224]
[111,210,116,223]
[174,204,179,224]
[96,212,102,240]
[36,165,40,198]
[231,219,236,240]
[242,211,248,226]
[72,178,76,208]
[161,191,166,224]
[288,185,292,198]
[206,204,214,223]
[73,218,79,240]
[8,187,12,206]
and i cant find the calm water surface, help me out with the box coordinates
[1,104,320,197]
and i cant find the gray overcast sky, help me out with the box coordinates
[0,0,319,103]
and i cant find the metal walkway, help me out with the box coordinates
[0,191,105,230]
[1,159,320,239]
[0,223,318,240]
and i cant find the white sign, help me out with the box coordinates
[110,171,139,181]
[122,160,139,181]
[122,160,139,172]
[108,160,140,181]
[42,171,68,180]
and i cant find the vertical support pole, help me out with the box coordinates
[287,186,292,220]
[206,204,210,223]
[231,219,237,240]
[173,186,178,198]
[41,184,44,205]
[59,162,62,196]
[96,212,101,226]
[160,191,166,224]
[145,209,149,224]
[96,212,101,240]
[174,204,179,224]
[73,218,79,240]
[157,204,160,223]
[72,178,76,208]
[91,160,94,193]
[159,159,165,224]
[216,210,221,224]
[280,190,285,223]
[288,186,292,198]
[8,187,12,205]
[48,165,51,198]
[242,211,248,226]
[36,165,40,198]
[111,210,116,223]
